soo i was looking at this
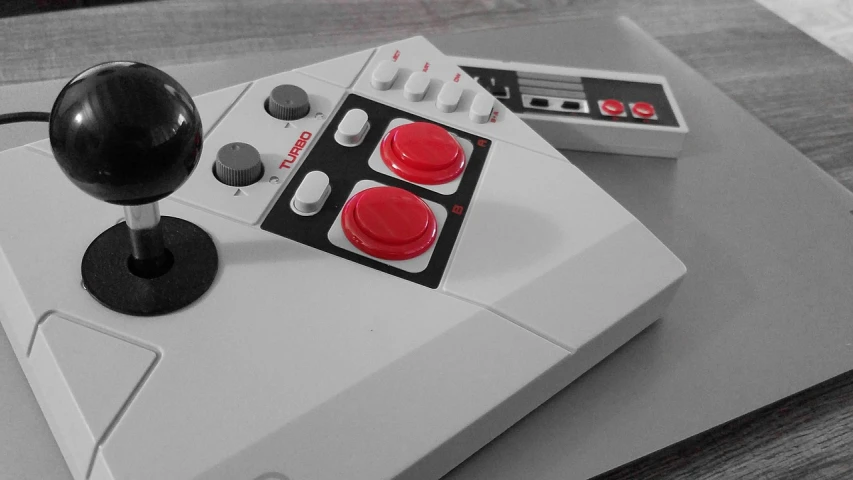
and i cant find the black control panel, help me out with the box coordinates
[260,94,492,289]
[460,65,680,127]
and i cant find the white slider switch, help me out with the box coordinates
[436,82,462,113]
[291,171,331,216]
[470,92,494,124]
[404,72,431,102]
[335,109,370,147]
[371,60,399,91]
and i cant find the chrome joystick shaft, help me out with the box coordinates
[124,203,165,261]
[123,202,172,278]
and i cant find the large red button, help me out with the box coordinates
[631,102,656,119]
[342,187,437,260]
[380,122,466,185]
[600,99,625,116]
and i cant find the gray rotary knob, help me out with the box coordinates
[267,84,311,120]
[214,142,264,187]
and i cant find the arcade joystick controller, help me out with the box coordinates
[0,37,685,480]
[46,61,218,316]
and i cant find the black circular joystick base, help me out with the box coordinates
[82,217,218,316]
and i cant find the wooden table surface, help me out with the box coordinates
[1,1,852,479]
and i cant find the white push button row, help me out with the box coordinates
[404,72,431,102]
[335,109,370,147]
[370,60,399,91]
[470,92,494,124]
[436,82,463,113]
[291,171,331,216]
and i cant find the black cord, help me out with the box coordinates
[0,112,50,125]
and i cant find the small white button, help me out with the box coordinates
[335,109,370,147]
[436,82,463,113]
[291,171,331,216]
[404,72,431,102]
[470,92,494,123]
[371,60,399,91]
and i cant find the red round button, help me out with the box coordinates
[380,122,465,185]
[601,99,624,116]
[632,102,656,119]
[341,186,437,260]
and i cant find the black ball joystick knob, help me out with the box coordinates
[49,61,202,205]
[48,62,218,317]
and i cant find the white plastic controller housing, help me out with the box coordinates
[0,37,685,480]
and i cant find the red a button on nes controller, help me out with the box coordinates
[599,98,626,117]
[380,122,466,185]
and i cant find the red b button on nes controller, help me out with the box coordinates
[598,98,626,117]
[328,180,448,273]
[342,186,437,261]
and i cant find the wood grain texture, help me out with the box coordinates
[596,369,853,480]
[755,0,853,63]
[1,1,852,478]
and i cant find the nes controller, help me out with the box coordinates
[452,56,689,158]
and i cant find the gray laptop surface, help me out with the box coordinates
[1,16,851,480]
